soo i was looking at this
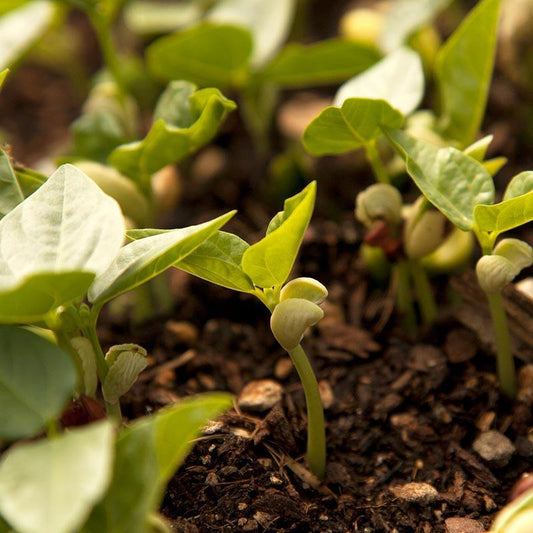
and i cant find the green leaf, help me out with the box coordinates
[0,69,7,89]
[435,0,501,146]
[258,39,380,88]
[0,149,23,218]
[303,98,403,156]
[84,394,232,533]
[0,421,114,533]
[174,231,255,292]
[333,47,424,115]
[385,128,494,230]
[0,272,95,323]
[109,82,236,183]
[0,1,56,70]
[123,0,205,35]
[464,134,493,162]
[241,182,315,288]
[102,349,147,404]
[88,211,235,305]
[0,164,125,290]
[207,0,296,69]
[146,23,253,87]
[71,111,129,163]
[14,166,47,197]
[0,326,77,440]
[379,0,451,53]
[474,190,533,235]
[504,171,533,200]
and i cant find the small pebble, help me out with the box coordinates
[516,277,533,301]
[391,482,438,504]
[444,328,478,363]
[274,357,293,380]
[475,411,496,432]
[205,472,218,486]
[473,430,515,466]
[165,320,199,345]
[237,502,248,511]
[238,380,283,411]
[444,517,485,533]
[517,364,533,405]
[318,380,335,409]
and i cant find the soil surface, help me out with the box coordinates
[1,1,533,532]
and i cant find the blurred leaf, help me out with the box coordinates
[0,421,114,533]
[258,39,380,88]
[303,98,403,156]
[379,0,451,53]
[0,1,56,70]
[147,23,253,87]
[109,82,235,184]
[0,326,77,440]
[0,272,95,324]
[207,0,296,69]
[84,395,232,533]
[334,47,424,115]
[435,0,501,146]
[385,128,494,230]
[124,0,206,35]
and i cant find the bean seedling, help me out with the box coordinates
[129,181,329,478]
[385,129,533,397]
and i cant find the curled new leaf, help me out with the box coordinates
[270,298,324,351]
[109,81,236,185]
[355,183,403,227]
[103,345,148,404]
[241,182,316,288]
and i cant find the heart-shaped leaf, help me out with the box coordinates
[89,211,235,305]
[84,394,232,533]
[303,98,403,156]
[241,182,315,288]
[385,128,494,230]
[0,164,125,287]
[207,0,296,69]
[0,326,77,440]
[435,0,501,146]
[147,23,253,87]
[257,39,380,88]
[0,421,114,533]
[109,82,235,183]
[333,47,424,114]
[474,190,533,235]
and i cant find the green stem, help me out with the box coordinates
[287,344,326,479]
[409,258,437,326]
[364,141,390,184]
[83,321,123,422]
[487,291,517,398]
[394,260,417,336]
[54,330,84,390]
[89,11,126,94]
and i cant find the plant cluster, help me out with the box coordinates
[0,0,532,531]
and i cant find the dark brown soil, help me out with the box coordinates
[1,2,532,531]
